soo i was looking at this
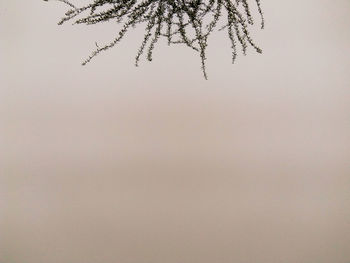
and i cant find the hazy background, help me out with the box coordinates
[1,0,350,262]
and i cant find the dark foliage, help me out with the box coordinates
[46,0,264,79]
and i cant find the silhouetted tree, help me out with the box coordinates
[45,0,264,79]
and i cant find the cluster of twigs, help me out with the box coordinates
[47,0,264,79]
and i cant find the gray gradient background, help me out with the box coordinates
[1,0,350,262]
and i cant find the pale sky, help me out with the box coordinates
[1,1,350,263]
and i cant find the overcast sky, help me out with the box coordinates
[1,0,350,263]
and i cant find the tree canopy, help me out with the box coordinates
[46,0,264,79]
